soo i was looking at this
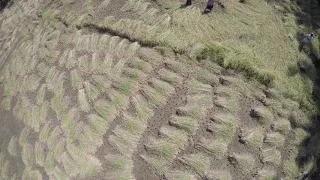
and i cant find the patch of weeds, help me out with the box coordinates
[250,106,274,125]
[272,118,291,135]
[169,116,198,135]
[165,171,196,180]
[197,45,275,86]
[197,138,228,159]
[255,168,276,180]
[228,153,255,174]
[179,153,211,176]
[264,132,285,148]
[145,138,179,159]
[261,148,281,165]
[240,128,265,149]
[197,44,226,66]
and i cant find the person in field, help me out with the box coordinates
[299,32,315,52]
[302,32,315,44]
[184,0,215,13]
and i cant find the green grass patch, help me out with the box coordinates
[197,45,275,86]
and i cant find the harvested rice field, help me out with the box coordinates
[0,0,319,179]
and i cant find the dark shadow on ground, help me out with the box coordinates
[267,0,320,178]
[0,0,12,11]
[288,0,320,179]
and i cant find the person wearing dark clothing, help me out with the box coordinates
[184,0,215,13]
[204,0,214,13]
[185,0,192,6]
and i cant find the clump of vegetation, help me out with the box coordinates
[264,132,285,148]
[179,153,211,176]
[197,138,228,159]
[207,170,232,180]
[261,148,281,165]
[240,128,265,149]
[165,171,197,180]
[255,168,276,180]
[7,136,19,157]
[169,116,199,135]
[197,45,275,86]
[283,158,300,179]
[272,118,292,135]
[250,106,274,125]
[228,153,255,174]
[207,113,237,143]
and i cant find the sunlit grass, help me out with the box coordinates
[272,118,292,135]
[208,113,237,143]
[52,166,70,180]
[158,68,183,85]
[47,126,63,152]
[22,167,42,180]
[39,122,53,143]
[140,85,167,108]
[104,155,134,180]
[261,148,281,165]
[240,128,265,150]
[94,99,118,120]
[35,141,45,167]
[169,116,198,135]
[87,113,109,136]
[251,106,274,126]
[108,128,137,155]
[78,124,103,153]
[66,144,102,177]
[264,132,285,148]
[179,153,210,176]
[70,69,83,90]
[22,143,35,167]
[198,138,228,159]
[19,127,31,146]
[229,153,255,174]
[7,136,19,157]
[207,170,232,180]
[165,171,197,180]
[256,168,276,180]
[78,89,90,112]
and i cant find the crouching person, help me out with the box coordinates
[300,32,315,52]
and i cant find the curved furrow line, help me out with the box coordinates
[101,59,188,180]
[163,71,240,180]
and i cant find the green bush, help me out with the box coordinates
[197,45,226,66]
